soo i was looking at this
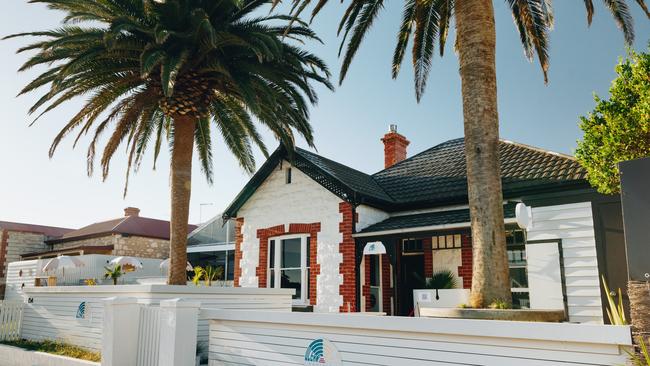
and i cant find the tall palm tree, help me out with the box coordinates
[283,0,649,307]
[7,0,332,285]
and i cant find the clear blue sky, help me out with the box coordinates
[0,1,648,228]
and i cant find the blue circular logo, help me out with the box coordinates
[304,338,341,366]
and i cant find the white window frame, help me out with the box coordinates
[369,255,383,313]
[268,233,310,305]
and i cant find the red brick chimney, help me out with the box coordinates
[381,124,410,168]
[124,207,140,217]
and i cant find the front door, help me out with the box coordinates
[399,254,425,315]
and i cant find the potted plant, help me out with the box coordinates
[103,265,123,285]
[425,270,458,300]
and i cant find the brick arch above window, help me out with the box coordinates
[256,223,321,306]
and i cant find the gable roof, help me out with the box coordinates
[0,221,74,238]
[223,138,589,217]
[47,215,197,244]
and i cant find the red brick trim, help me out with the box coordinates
[233,218,244,287]
[381,254,393,315]
[256,223,321,306]
[423,237,433,278]
[338,202,356,312]
[0,230,8,278]
[458,234,473,289]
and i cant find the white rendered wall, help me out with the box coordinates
[356,205,390,231]
[237,161,344,312]
[527,202,603,323]
[431,249,462,287]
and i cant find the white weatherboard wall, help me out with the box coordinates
[21,285,292,351]
[527,202,603,323]
[205,309,631,366]
[237,161,344,312]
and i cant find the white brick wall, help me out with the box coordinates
[237,161,345,312]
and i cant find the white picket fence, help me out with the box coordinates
[0,301,23,341]
[137,305,161,366]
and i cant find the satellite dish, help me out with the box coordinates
[515,203,533,229]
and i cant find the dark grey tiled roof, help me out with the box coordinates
[372,138,587,208]
[358,203,517,234]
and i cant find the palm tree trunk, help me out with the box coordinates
[167,115,196,285]
[628,280,650,349]
[455,0,512,308]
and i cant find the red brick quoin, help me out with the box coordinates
[233,218,244,287]
[256,223,321,306]
[338,202,357,312]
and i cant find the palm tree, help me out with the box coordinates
[7,0,332,285]
[283,0,649,307]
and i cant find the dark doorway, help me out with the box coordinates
[398,254,425,316]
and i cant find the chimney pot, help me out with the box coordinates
[381,125,410,169]
[124,207,140,217]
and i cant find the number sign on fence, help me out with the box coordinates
[0,301,23,341]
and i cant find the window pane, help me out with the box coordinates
[227,250,234,281]
[512,292,530,309]
[269,269,274,288]
[280,269,301,299]
[369,286,380,312]
[369,256,380,287]
[269,240,275,268]
[306,237,311,266]
[510,267,528,288]
[281,238,301,268]
[306,268,310,302]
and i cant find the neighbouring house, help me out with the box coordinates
[222,125,627,323]
[12,207,196,261]
[0,221,73,298]
[186,217,236,282]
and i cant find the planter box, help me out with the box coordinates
[0,343,98,366]
[413,289,470,316]
[418,307,566,322]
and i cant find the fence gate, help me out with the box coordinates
[136,305,161,366]
[0,301,23,341]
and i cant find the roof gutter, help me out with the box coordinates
[352,218,518,238]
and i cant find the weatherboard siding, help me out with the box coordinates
[206,309,631,366]
[527,202,603,323]
[237,161,345,312]
[20,286,292,352]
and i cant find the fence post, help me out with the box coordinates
[101,297,140,366]
[158,298,201,366]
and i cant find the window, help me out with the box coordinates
[432,234,462,249]
[285,168,292,184]
[368,255,381,312]
[402,238,423,253]
[507,229,530,309]
[187,249,235,281]
[268,235,310,304]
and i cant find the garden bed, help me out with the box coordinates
[0,339,100,362]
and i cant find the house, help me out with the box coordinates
[11,207,197,261]
[186,217,236,282]
[222,125,626,323]
[0,221,73,297]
